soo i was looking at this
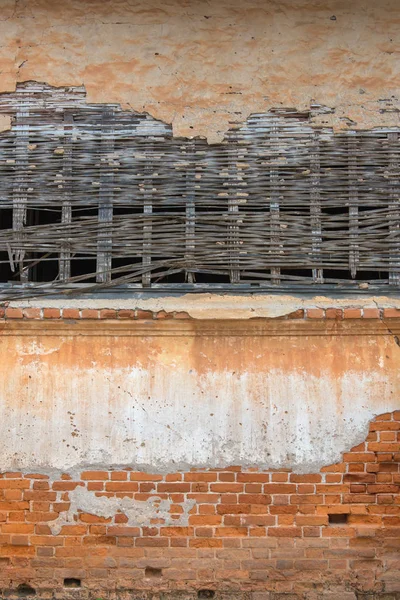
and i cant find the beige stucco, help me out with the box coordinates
[0,0,398,141]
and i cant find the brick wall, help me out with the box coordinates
[0,412,399,600]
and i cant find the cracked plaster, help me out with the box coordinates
[0,0,398,141]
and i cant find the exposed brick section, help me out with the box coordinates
[1,306,399,321]
[0,413,398,598]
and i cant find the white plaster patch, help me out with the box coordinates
[50,486,195,535]
[0,362,397,474]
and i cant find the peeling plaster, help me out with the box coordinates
[0,0,398,141]
[9,294,400,320]
[0,327,399,474]
[50,486,195,534]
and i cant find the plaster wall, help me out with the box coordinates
[0,319,399,474]
[0,0,398,140]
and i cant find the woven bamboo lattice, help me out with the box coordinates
[0,82,398,296]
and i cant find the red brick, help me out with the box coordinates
[80,309,99,319]
[81,471,109,481]
[271,473,287,482]
[343,473,376,483]
[375,412,394,421]
[368,442,399,453]
[215,527,247,537]
[62,308,80,319]
[107,526,141,536]
[118,309,135,319]
[343,308,362,319]
[189,515,222,526]
[343,453,376,462]
[99,309,117,319]
[5,307,23,319]
[155,311,174,320]
[22,308,41,319]
[135,538,169,547]
[42,308,61,319]
[264,484,296,494]
[157,483,190,493]
[105,482,138,492]
[160,527,193,536]
[290,474,321,483]
[325,308,343,319]
[383,308,400,318]
[130,472,163,482]
[237,473,269,483]
[210,484,243,493]
[110,471,128,481]
[219,472,236,482]
[306,308,324,319]
[189,539,223,548]
[268,527,302,537]
[135,310,153,320]
[184,473,217,482]
[363,308,380,319]
[320,463,346,473]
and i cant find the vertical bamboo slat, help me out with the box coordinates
[142,143,153,287]
[348,133,359,279]
[228,143,240,284]
[97,108,114,283]
[310,132,323,283]
[12,105,30,282]
[388,131,399,286]
[185,140,196,283]
[60,110,73,281]
[270,119,281,284]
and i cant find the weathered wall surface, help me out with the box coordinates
[0,308,399,599]
[0,1,399,596]
[0,0,398,140]
[0,407,399,599]
[0,309,399,474]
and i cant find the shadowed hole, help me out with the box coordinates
[63,578,81,588]
[145,567,162,579]
[17,584,36,597]
[198,591,215,599]
[328,513,349,525]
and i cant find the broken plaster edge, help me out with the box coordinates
[0,81,399,143]
[1,401,397,480]
[7,294,400,320]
